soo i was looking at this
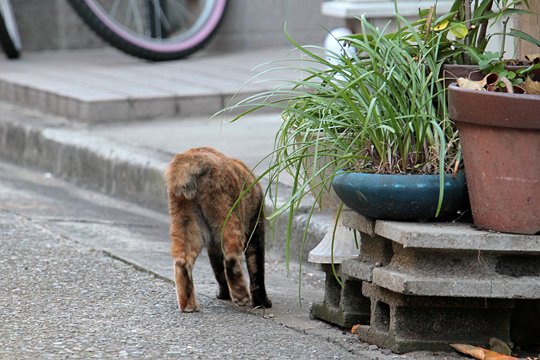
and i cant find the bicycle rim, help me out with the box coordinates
[0,0,21,59]
[71,0,227,60]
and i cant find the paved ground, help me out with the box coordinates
[0,48,465,358]
[0,161,464,359]
[0,47,300,122]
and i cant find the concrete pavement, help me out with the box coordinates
[0,47,462,358]
[0,162,347,359]
[0,47,299,122]
[0,47,331,260]
[0,161,463,359]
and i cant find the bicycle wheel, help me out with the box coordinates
[0,0,21,59]
[68,0,227,61]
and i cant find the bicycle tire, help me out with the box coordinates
[0,0,21,59]
[68,0,227,61]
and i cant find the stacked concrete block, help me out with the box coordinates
[310,263,370,328]
[312,209,540,353]
[308,222,369,328]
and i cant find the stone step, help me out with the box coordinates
[0,102,331,261]
[0,48,297,123]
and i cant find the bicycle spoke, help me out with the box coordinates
[110,0,120,19]
[129,0,145,36]
[150,0,160,38]
[168,0,199,26]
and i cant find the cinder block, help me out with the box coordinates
[310,264,370,328]
[358,283,514,353]
[336,210,540,352]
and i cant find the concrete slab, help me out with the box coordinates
[372,266,540,298]
[0,47,302,122]
[0,103,330,261]
[375,221,540,253]
[87,114,283,176]
[342,211,540,253]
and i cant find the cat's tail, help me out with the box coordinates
[164,154,210,200]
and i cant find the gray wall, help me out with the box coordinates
[12,0,343,53]
[13,0,104,51]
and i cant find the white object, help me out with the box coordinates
[322,0,454,18]
[308,223,360,264]
[324,27,355,64]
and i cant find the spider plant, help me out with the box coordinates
[223,13,461,268]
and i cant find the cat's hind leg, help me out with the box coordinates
[220,216,251,307]
[245,215,272,308]
[207,242,230,300]
[170,211,203,312]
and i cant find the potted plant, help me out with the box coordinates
[391,0,537,85]
[224,0,540,250]
[224,12,469,267]
[447,56,540,235]
[411,0,540,235]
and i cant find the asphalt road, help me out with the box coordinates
[0,161,462,359]
[0,161,359,359]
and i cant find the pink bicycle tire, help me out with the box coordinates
[68,0,227,61]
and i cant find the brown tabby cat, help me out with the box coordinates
[165,147,272,312]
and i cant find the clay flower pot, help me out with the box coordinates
[448,84,540,235]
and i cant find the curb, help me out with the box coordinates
[0,104,331,260]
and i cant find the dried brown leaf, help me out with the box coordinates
[450,343,518,360]
[484,352,519,360]
[451,343,487,359]
[457,77,487,91]
[523,76,540,95]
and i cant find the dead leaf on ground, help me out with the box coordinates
[450,343,518,360]
[351,324,361,334]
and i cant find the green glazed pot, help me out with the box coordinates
[332,171,468,221]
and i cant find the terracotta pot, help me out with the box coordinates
[448,84,540,234]
[442,64,540,89]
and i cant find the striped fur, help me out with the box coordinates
[165,147,271,312]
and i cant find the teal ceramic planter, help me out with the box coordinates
[332,172,468,221]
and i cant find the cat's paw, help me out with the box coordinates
[180,302,200,313]
[232,296,251,307]
[252,295,272,309]
[216,288,231,301]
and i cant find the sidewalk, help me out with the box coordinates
[0,47,298,122]
[0,47,331,260]
[0,161,460,359]
[0,48,464,359]
[0,162,355,359]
